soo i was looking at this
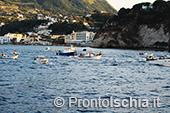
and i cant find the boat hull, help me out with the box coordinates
[56,52,75,56]
[0,55,19,59]
[149,59,170,66]
[75,55,101,60]
[33,59,48,64]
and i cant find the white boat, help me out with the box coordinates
[33,55,48,64]
[165,55,170,59]
[0,54,19,59]
[149,59,170,66]
[75,49,102,60]
[146,53,158,61]
[75,55,102,60]
[45,47,52,51]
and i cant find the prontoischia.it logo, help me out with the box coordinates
[54,96,161,108]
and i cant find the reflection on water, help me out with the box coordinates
[0,45,170,112]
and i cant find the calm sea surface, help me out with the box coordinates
[0,45,170,113]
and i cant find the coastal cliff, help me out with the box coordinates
[91,0,170,51]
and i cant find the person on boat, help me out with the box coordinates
[14,50,18,55]
[34,57,36,60]
[99,51,102,56]
[2,52,5,56]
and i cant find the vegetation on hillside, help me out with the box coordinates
[49,22,87,35]
[0,0,117,15]
[106,0,170,30]
[49,12,114,35]
[0,20,47,35]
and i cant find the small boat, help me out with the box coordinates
[75,55,102,60]
[165,55,170,59]
[33,55,48,64]
[146,53,158,61]
[0,54,19,59]
[149,59,170,66]
[75,49,102,60]
[55,45,77,56]
[45,47,52,51]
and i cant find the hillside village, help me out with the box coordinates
[0,5,110,46]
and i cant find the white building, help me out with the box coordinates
[37,29,52,35]
[0,37,3,44]
[66,31,95,44]
[85,14,92,18]
[0,36,12,44]
[76,31,90,42]
[4,33,23,43]
[0,22,5,27]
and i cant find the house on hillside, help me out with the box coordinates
[0,22,5,27]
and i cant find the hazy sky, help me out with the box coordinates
[106,0,158,11]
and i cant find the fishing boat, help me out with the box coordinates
[165,55,170,59]
[149,59,170,66]
[0,51,19,59]
[75,55,102,60]
[33,55,48,64]
[146,53,158,61]
[55,45,77,56]
[75,49,102,60]
[0,54,19,59]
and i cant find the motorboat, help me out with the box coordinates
[45,47,52,51]
[75,49,102,60]
[0,54,19,59]
[146,53,158,61]
[75,55,102,60]
[149,59,170,66]
[0,51,19,59]
[33,55,48,64]
[55,45,77,56]
[165,55,170,59]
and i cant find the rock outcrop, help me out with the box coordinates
[91,0,170,51]
[91,25,170,49]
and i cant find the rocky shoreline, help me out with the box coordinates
[91,0,170,52]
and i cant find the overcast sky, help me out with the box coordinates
[106,0,161,11]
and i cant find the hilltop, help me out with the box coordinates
[0,0,117,15]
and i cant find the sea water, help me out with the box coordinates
[0,45,170,112]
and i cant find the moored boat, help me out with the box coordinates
[55,45,77,56]
[0,54,19,59]
[0,51,19,59]
[33,55,48,64]
[146,53,158,61]
[75,49,102,60]
[75,55,102,60]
